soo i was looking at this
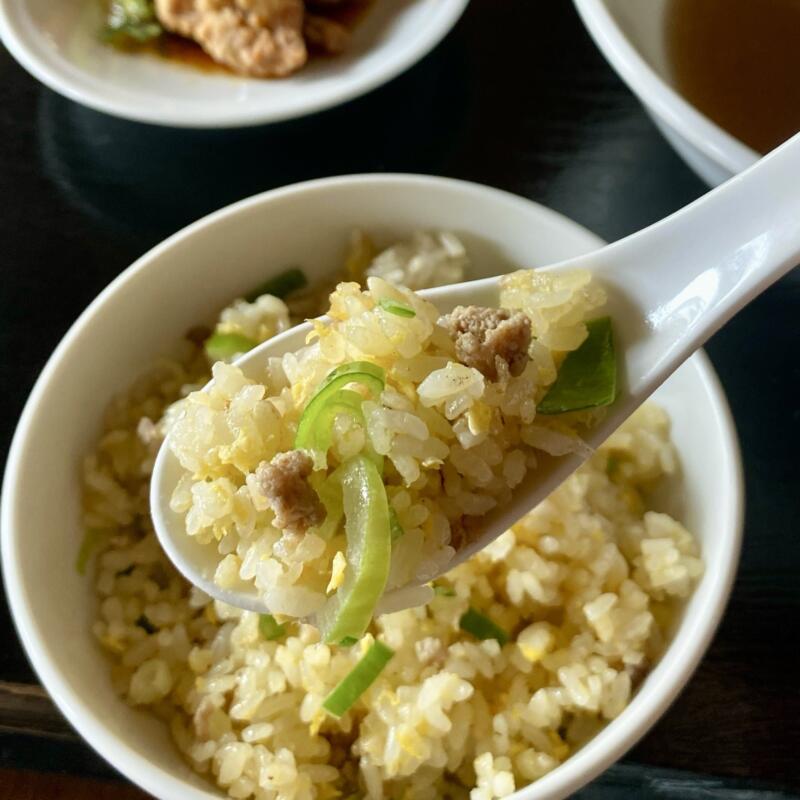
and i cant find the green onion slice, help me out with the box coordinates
[311,472,345,540]
[433,583,456,597]
[259,614,287,641]
[378,298,416,318]
[296,388,364,454]
[316,456,392,645]
[538,317,617,414]
[245,268,308,302]
[76,529,107,575]
[459,607,509,645]
[103,0,163,44]
[204,332,257,362]
[322,641,394,717]
[295,362,385,466]
[388,507,404,542]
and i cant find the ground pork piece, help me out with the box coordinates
[154,0,307,77]
[303,13,350,55]
[256,451,325,535]
[441,305,532,381]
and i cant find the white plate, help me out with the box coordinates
[0,0,468,127]
[1,175,743,799]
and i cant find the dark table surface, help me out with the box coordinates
[1,1,799,798]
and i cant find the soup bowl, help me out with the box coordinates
[1,174,743,799]
[574,0,759,186]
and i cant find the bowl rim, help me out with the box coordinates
[573,0,759,176]
[1,174,744,800]
[0,0,469,128]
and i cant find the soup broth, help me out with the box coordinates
[666,0,800,154]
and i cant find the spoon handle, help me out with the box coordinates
[581,131,800,402]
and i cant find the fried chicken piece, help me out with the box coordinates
[154,0,307,77]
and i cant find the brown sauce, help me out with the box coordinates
[665,0,800,154]
[312,0,374,30]
[109,31,227,73]
[157,33,226,73]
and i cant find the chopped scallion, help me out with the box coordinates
[296,388,364,455]
[316,456,392,644]
[312,472,345,540]
[76,529,106,575]
[339,636,359,647]
[538,317,617,414]
[259,614,287,641]
[389,507,404,542]
[459,607,509,645]
[433,583,456,597]
[378,298,416,318]
[102,0,163,44]
[245,268,308,302]
[295,362,384,461]
[204,332,257,362]
[322,641,394,717]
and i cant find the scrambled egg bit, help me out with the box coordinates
[326,551,347,594]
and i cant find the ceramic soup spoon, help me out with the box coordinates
[151,132,800,615]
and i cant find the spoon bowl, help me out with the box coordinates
[153,133,800,614]
[151,273,618,615]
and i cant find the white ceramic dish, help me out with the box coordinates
[574,0,759,186]
[0,0,468,128]
[2,174,743,800]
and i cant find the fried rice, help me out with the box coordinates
[82,230,703,799]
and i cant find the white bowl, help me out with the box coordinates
[0,0,467,128]
[2,174,743,800]
[574,0,759,186]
